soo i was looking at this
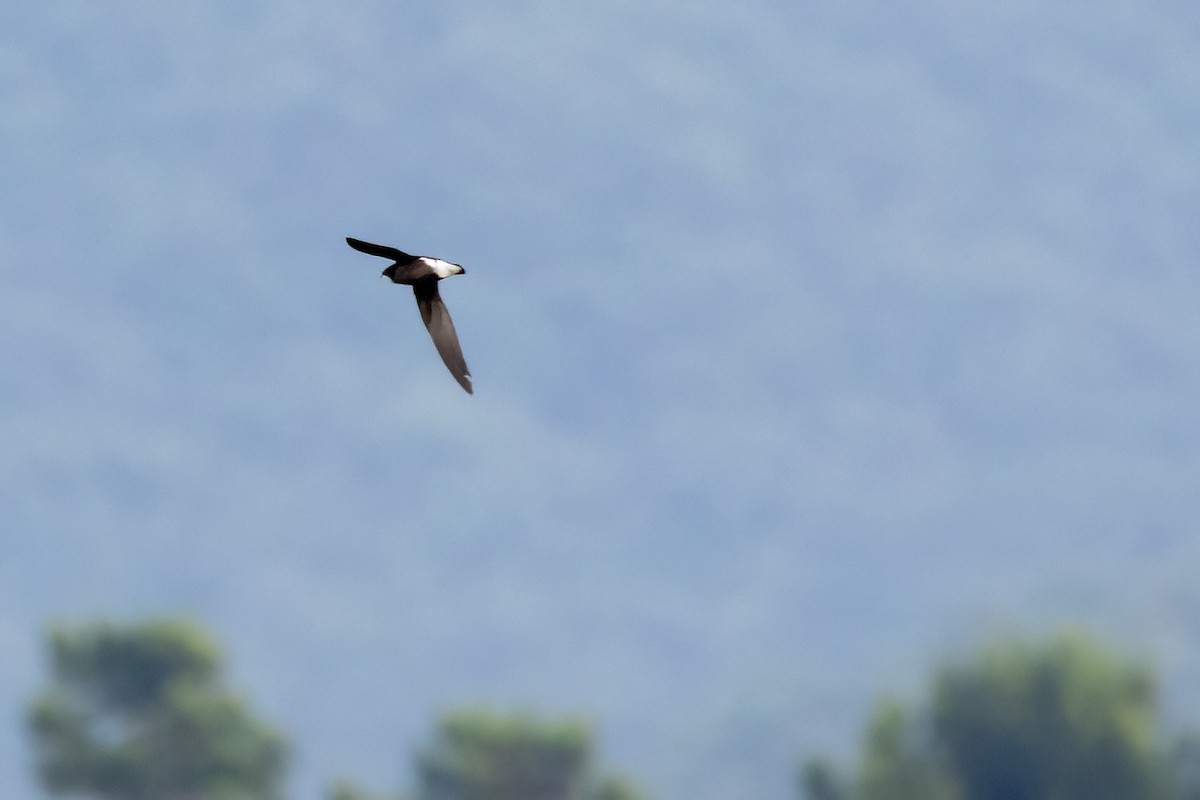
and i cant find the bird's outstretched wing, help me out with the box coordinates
[413,280,473,394]
[346,237,414,261]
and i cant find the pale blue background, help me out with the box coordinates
[3,2,1199,799]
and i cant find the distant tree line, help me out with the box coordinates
[24,619,1200,800]
[26,619,644,800]
[801,632,1200,800]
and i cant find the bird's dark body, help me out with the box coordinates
[346,237,473,394]
[381,260,440,285]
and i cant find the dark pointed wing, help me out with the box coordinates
[413,280,473,394]
[346,237,414,261]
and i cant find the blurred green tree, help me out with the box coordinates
[803,631,1193,800]
[28,618,288,800]
[931,632,1168,800]
[415,708,647,800]
[328,778,406,800]
[799,757,848,800]
[857,701,958,800]
[591,774,648,800]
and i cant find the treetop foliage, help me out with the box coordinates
[29,618,287,800]
[417,708,593,800]
[932,631,1163,800]
[804,630,1195,800]
[48,618,222,714]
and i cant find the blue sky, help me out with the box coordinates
[3,2,1200,799]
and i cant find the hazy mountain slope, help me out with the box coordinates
[2,3,1199,799]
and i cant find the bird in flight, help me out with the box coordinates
[346,237,473,394]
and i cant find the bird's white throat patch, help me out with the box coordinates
[420,257,463,278]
